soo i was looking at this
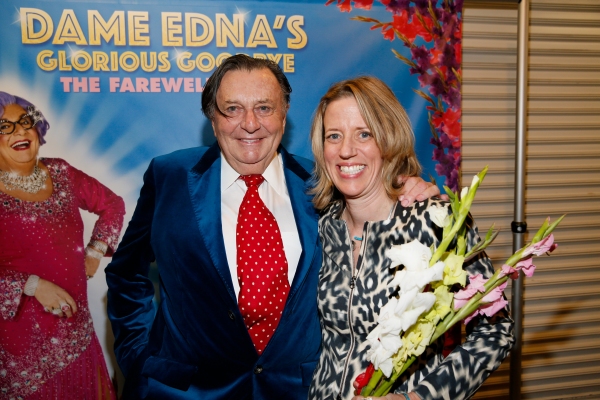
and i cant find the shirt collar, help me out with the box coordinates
[220,152,286,196]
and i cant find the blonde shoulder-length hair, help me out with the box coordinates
[310,76,422,210]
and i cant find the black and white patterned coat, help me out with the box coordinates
[308,198,514,400]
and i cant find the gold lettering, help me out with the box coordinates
[36,50,57,71]
[247,15,276,48]
[128,11,150,46]
[195,52,215,72]
[88,10,125,45]
[186,13,214,47]
[58,51,72,71]
[176,52,195,72]
[53,10,87,45]
[72,50,92,71]
[162,12,182,46]
[110,51,119,71]
[266,53,282,63]
[158,52,171,72]
[273,16,285,30]
[216,14,243,47]
[283,54,294,73]
[120,51,140,72]
[93,52,110,71]
[141,52,157,72]
[287,16,307,49]
[20,8,53,44]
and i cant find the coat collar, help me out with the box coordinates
[187,143,319,304]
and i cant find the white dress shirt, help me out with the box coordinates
[221,153,302,299]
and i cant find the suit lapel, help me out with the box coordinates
[188,143,237,302]
[280,147,320,301]
[186,144,319,304]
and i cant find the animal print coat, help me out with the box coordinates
[308,198,514,400]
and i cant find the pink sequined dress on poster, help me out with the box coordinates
[0,158,125,399]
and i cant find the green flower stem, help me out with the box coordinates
[372,356,417,396]
[459,167,487,214]
[430,167,488,266]
[430,211,468,266]
[504,250,525,270]
[431,309,456,343]
[361,369,384,396]
[431,274,509,344]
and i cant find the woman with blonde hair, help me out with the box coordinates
[307,77,513,400]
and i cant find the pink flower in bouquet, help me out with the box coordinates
[501,264,519,280]
[501,257,536,280]
[453,274,486,309]
[472,281,508,323]
[523,233,557,257]
[455,277,508,324]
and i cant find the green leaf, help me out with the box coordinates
[532,218,550,243]
[544,214,566,237]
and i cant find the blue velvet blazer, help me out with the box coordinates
[106,143,322,399]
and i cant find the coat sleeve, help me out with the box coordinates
[71,163,125,255]
[409,214,515,400]
[105,159,158,377]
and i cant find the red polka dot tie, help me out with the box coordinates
[237,174,290,355]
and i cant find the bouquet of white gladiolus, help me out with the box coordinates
[356,166,564,397]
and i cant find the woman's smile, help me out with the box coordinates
[323,96,385,200]
[10,140,32,151]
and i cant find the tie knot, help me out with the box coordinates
[240,174,264,188]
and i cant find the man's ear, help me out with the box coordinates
[282,103,290,133]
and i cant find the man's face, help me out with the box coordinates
[212,68,288,175]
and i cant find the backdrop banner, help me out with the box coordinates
[0,0,462,379]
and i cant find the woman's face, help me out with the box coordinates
[0,103,40,171]
[323,96,385,201]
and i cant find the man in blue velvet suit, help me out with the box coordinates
[106,55,439,399]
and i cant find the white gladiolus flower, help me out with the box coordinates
[428,204,450,228]
[379,357,394,378]
[387,240,431,271]
[366,327,397,375]
[366,241,448,379]
[470,174,480,188]
[366,288,438,375]
[460,186,469,199]
[376,298,403,336]
[395,290,437,331]
[388,259,445,294]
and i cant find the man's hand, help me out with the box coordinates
[398,176,447,207]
